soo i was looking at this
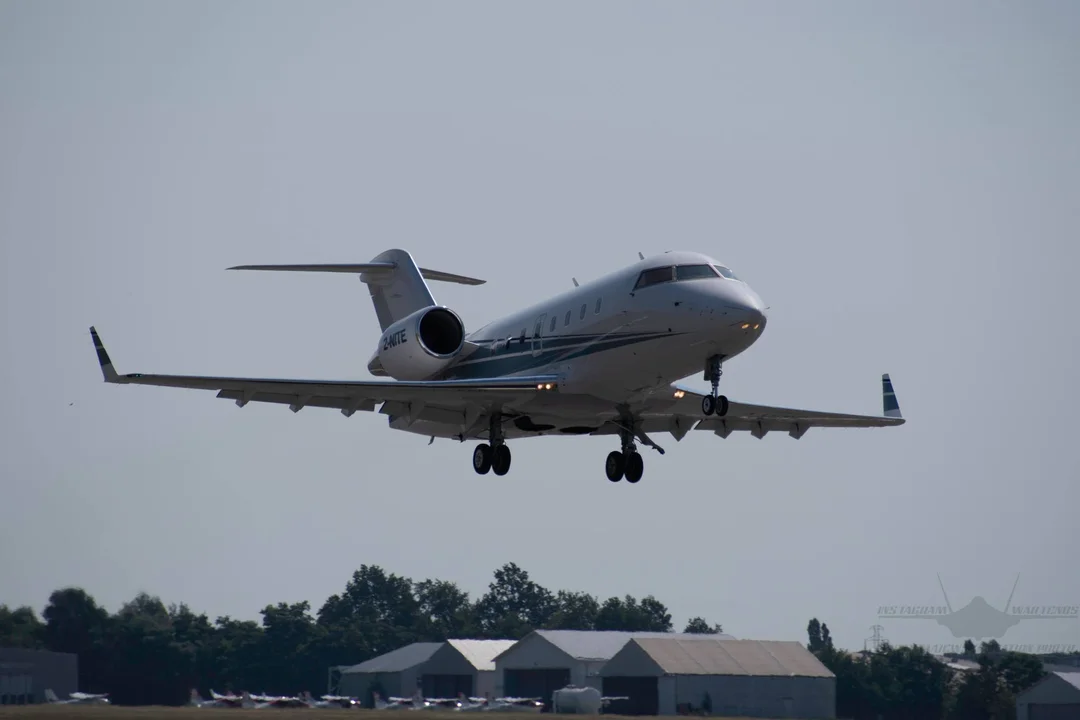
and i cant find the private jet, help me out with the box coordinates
[89,249,904,483]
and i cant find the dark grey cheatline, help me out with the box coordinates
[89,247,904,485]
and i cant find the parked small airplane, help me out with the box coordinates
[44,689,109,705]
[89,249,904,483]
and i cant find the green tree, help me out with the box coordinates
[41,587,112,693]
[476,563,556,638]
[546,591,600,631]
[0,605,44,648]
[413,579,478,640]
[683,617,723,634]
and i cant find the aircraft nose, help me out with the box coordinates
[721,285,767,330]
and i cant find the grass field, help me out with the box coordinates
[0,709,757,720]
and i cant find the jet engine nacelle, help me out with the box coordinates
[372,305,466,380]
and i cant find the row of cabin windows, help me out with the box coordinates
[633,263,739,291]
[517,297,603,343]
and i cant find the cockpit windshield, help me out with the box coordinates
[633,263,739,290]
[712,264,739,280]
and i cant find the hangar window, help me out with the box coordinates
[675,264,721,281]
[712,264,740,281]
[633,266,674,290]
[595,297,602,313]
[519,328,526,344]
[564,310,571,326]
[549,315,557,332]
[579,303,587,320]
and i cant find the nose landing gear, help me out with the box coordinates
[701,354,729,417]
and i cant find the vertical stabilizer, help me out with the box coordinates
[364,249,437,331]
[882,374,902,418]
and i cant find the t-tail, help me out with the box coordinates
[228,248,485,332]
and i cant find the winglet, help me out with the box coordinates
[89,326,122,383]
[882,373,902,418]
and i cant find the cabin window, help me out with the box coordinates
[594,297,602,313]
[579,303,587,320]
[675,264,721,281]
[549,315,557,332]
[712,264,740,281]
[633,266,674,290]
[564,310,571,326]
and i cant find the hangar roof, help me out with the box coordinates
[501,630,735,663]
[339,642,443,674]
[1060,672,1080,691]
[447,639,516,671]
[600,637,835,678]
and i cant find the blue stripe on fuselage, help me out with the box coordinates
[440,330,678,380]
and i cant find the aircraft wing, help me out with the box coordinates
[89,327,559,416]
[630,374,904,441]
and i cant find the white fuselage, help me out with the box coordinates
[442,251,766,399]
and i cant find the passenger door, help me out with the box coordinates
[531,314,546,357]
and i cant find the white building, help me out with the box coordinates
[492,630,734,702]
[1016,671,1080,720]
[420,639,516,699]
[599,636,835,718]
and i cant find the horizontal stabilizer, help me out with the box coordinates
[228,263,485,286]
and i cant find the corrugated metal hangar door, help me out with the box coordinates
[504,668,570,710]
[602,676,659,716]
[1030,704,1080,720]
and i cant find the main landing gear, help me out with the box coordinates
[606,423,645,484]
[701,354,729,417]
[473,413,511,476]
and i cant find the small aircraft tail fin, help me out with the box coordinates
[882,373,902,418]
[228,249,484,332]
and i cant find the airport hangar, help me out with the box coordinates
[337,630,834,718]
[0,648,78,705]
[337,639,515,702]
[1016,671,1080,720]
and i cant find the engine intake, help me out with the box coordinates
[371,305,466,380]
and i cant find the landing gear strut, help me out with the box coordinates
[473,412,512,476]
[701,354,729,417]
[606,422,644,484]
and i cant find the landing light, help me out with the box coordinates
[753,324,760,330]
[673,390,686,399]
[741,323,750,329]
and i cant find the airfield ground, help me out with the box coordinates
[0,709,758,720]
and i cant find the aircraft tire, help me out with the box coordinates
[701,395,716,416]
[624,451,643,483]
[605,451,625,482]
[492,444,512,476]
[473,443,492,474]
[717,395,729,417]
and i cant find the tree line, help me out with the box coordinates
[1,562,719,706]
[806,618,1053,720]
[2,562,1066,717]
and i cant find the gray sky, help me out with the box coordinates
[2,0,1077,653]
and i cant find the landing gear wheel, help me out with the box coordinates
[605,451,625,482]
[491,444,512,476]
[701,395,716,416]
[717,394,729,417]
[624,451,644,483]
[472,443,492,474]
